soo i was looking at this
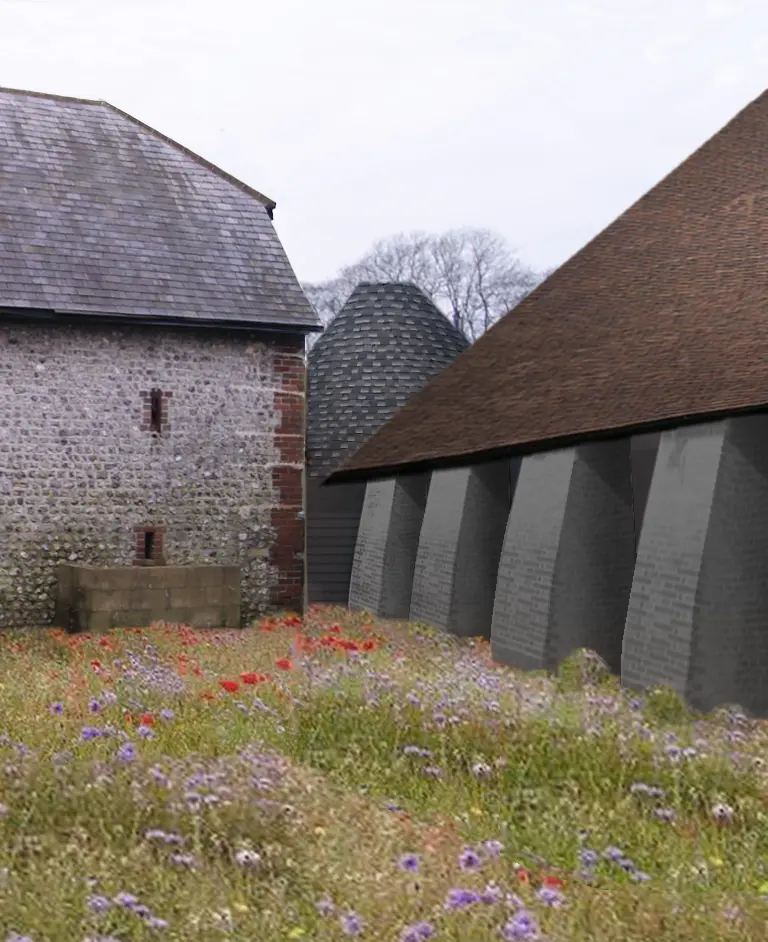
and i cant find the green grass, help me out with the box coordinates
[0,609,766,941]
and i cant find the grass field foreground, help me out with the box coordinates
[0,606,766,941]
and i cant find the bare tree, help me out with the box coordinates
[303,227,546,348]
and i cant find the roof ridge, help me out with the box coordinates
[0,86,277,215]
[0,85,103,106]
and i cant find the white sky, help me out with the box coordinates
[1,0,767,282]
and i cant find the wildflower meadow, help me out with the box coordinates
[0,607,766,941]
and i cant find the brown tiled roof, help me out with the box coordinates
[0,86,320,330]
[327,88,768,484]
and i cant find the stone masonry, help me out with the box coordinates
[410,461,510,638]
[622,417,768,716]
[492,440,635,675]
[0,321,306,628]
[348,474,430,618]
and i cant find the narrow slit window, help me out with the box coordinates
[143,530,155,560]
[150,389,163,434]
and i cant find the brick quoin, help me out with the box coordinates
[269,336,306,612]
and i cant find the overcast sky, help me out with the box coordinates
[1,0,767,283]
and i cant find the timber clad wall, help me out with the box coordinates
[0,322,304,628]
[306,480,366,605]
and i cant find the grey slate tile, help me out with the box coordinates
[307,282,469,479]
[0,87,319,329]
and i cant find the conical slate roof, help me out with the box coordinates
[307,282,469,479]
[329,88,768,484]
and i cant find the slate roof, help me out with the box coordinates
[0,87,320,330]
[328,88,768,484]
[307,282,469,479]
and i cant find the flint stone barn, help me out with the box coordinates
[0,86,320,629]
[329,89,768,718]
[306,283,468,605]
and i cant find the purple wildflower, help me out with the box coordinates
[480,883,503,904]
[579,848,599,868]
[653,808,676,822]
[459,847,482,871]
[500,909,540,940]
[137,726,154,740]
[603,846,624,862]
[88,698,102,714]
[80,727,104,742]
[159,709,174,721]
[315,894,335,916]
[401,922,435,941]
[340,911,365,936]
[146,916,169,928]
[86,895,112,914]
[483,839,504,858]
[423,765,442,779]
[445,887,480,910]
[115,742,136,762]
[113,892,140,910]
[169,853,196,868]
[398,853,420,873]
[537,886,565,907]
[51,702,64,715]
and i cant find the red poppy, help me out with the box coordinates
[515,867,531,886]
[275,657,294,671]
[240,672,267,685]
[220,680,240,693]
[328,624,342,634]
[139,713,155,726]
[90,659,102,670]
[98,637,113,649]
[191,666,202,677]
[339,639,360,652]
[361,640,378,652]
[541,874,564,890]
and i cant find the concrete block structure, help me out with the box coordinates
[55,563,241,632]
[492,440,635,674]
[409,461,511,638]
[348,473,430,618]
[623,417,768,716]
[307,284,468,605]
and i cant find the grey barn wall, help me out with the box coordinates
[306,480,365,605]
[630,432,661,550]
[409,460,512,638]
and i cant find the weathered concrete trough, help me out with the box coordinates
[55,563,241,632]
